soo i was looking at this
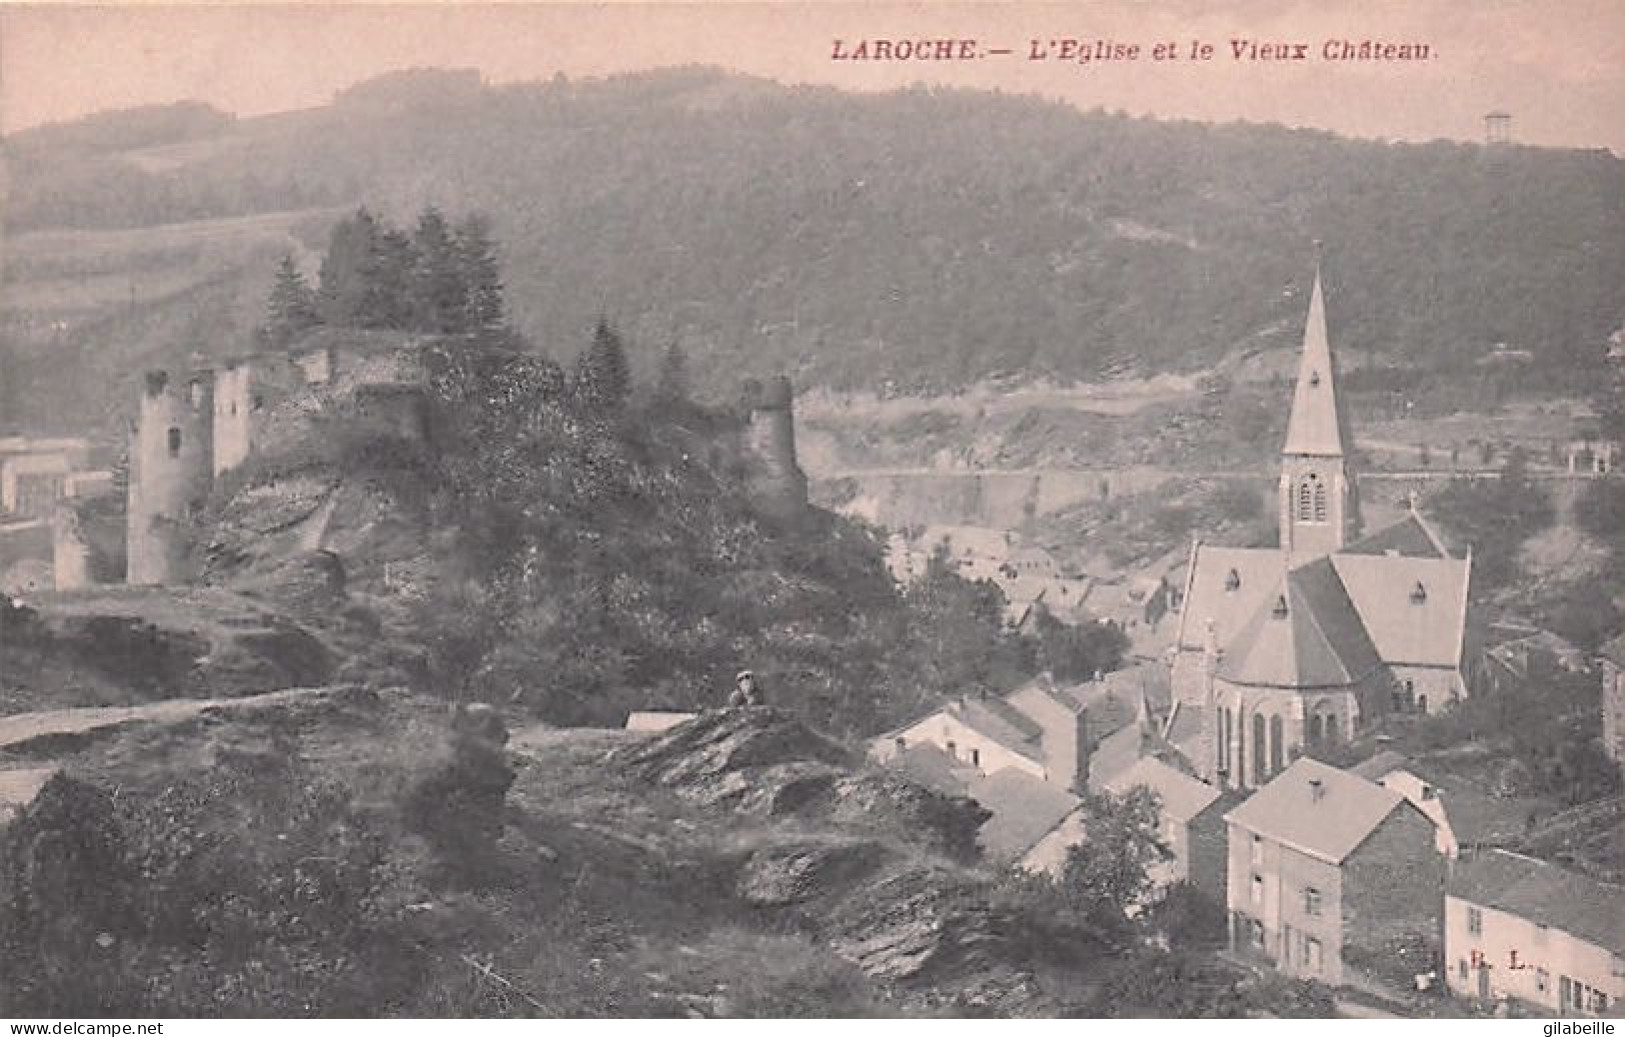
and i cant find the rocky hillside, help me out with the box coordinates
[0,693,1116,1016]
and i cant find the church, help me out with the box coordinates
[1170,264,1475,791]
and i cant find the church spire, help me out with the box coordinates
[1278,250,1359,560]
[1281,259,1350,459]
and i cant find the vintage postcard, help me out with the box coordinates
[0,0,1622,1022]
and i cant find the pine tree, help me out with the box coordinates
[575,319,631,413]
[411,206,468,334]
[455,215,506,336]
[316,207,380,328]
[262,254,320,347]
[653,340,690,404]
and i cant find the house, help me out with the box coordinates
[1350,753,1548,858]
[967,768,1080,865]
[1172,264,1475,791]
[1103,756,1229,902]
[871,683,1057,785]
[1225,758,1443,990]
[1446,849,1625,1016]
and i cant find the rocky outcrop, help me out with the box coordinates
[617,707,1075,1015]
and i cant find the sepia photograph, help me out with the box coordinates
[0,0,1622,1022]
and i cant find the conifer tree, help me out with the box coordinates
[411,206,468,334]
[262,254,320,347]
[575,319,631,412]
[316,207,381,328]
[455,215,506,335]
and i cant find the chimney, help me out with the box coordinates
[1309,778,1325,802]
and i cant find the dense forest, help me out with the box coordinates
[4,66,1623,433]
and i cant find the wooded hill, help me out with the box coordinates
[4,66,1623,432]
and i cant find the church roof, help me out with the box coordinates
[1217,555,1383,688]
[1281,269,1353,458]
[1174,544,1286,653]
[1330,552,1471,669]
[1226,758,1411,864]
[1342,511,1456,559]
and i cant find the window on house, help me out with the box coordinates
[1411,581,1428,604]
[1250,874,1263,907]
[1467,907,1483,935]
[1249,920,1264,949]
[1458,959,1469,982]
[1224,569,1241,592]
[1312,480,1327,523]
[1304,888,1322,916]
[945,740,957,760]
[167,427,182,457]
[1250,834,1263,867]
[970,748,981,768]
[1305,937,1323,975]
[1298,478,1315,521]
[1536,968,1549,994]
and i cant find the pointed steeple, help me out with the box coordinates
[1281,261,1350,458]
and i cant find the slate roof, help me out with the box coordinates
[1174,544,1286,653]
[1104,756,1222,823]
[968,768,1081,864]
[1342,512,1456,559]
[890,743,969,797]
[1349,749,1410,781]
[1281,270,1354,458]
[1225,758,1409,864]
[1085,721,1147,792]
[1331,553,1470,669]
[1449,849,1625,956]
[1218,556,1383,688]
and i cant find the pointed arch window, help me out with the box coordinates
[1410,581,1428,604]
[1272,595,1289,619]
[1224,569,1241,592]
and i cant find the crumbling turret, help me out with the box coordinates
[741,375,808,520]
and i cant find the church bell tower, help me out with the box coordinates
[1279,259,1359,561]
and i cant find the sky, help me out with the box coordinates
[3,0,1624,152]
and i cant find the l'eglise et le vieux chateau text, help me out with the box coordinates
[829,37,1433,62]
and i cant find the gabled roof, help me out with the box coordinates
[1449,850,1625,956]
[1103,756,1221,823]
[1086,721,1148,792]
[1174,544,1286,653]
[1331,552,1470,669]
[968,768,1081,863]
[1281,268,1352,458]
[1349,749,1410,781]
[890,743,968,797]
[1217,556,1383,688]
[1342,511,1457,559]
[1225,758,1409,864]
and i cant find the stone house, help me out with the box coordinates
[1225,757,1443,991]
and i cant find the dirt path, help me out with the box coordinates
[0,686,325,753]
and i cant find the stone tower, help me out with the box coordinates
[127,369,215,584]
[1278,265,1360,561]
[741,375,808,520]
